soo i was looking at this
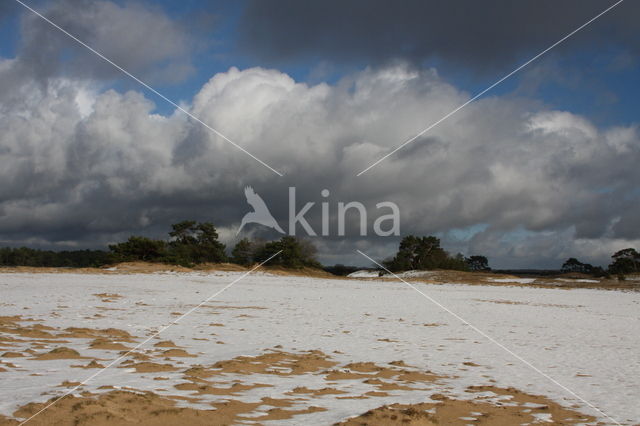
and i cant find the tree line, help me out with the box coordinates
[0,247,110,268]
[1,223,637,277]
[381,235,640,279]
[561,248,640,278]
[0,220,320,270]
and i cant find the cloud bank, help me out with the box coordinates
[1,59,639,267]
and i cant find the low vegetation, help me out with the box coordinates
[0,247,109,268]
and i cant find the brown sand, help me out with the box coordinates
[60,327,134,341]
[153,340,179,348]
[0,390,261,426]
[207,349,337,376]
[89,339,130,351]
[174,381,271,396]
[120,351,152,361]
[32,347,85,360]
[1,352,24,358]
[161,349,196,358]
[337,386,596,425]
[0,316,55,339]
[290,386,347,396]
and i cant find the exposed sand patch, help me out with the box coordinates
[0,316,56,340]
[89,339,130,351]
[120,351,152,361]
[0,322,137,359]
[161,349,196,358]
[174,381,271,396]
[32,347,85,360]
[208,349,337,376]
[289,386,347,396]
[1,352,24,358]
[153,340,179,348]
[249,405,327,421]
[0,390,260,426]
[60,327,134,341]
[338,386,596,425]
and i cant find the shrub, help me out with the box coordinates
[384,235,470,272]
[168,221,227,265]
[608,248,640,275]
[254,236,321,269]
[465,255,490,271]
[231,238,254,266]
[108,236,167,262]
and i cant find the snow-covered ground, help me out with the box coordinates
[488,277,537,284]
[347,269,435,279]
[346,270,379,278]
[0,271,638,424]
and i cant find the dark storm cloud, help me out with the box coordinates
[10,0,194,86]
[238,0,638,71]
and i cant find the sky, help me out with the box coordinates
[0,0,639,269]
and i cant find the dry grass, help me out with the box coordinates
[0,261,335,279]
[390,269,640,291]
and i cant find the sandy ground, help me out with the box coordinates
[0,270,638,425]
